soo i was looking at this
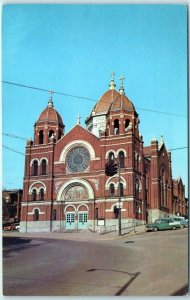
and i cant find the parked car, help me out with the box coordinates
[3,224,15,231]
[3,223,20,231]
[173,217,188,228]
[146,218,181,232]
[13,223,20,230]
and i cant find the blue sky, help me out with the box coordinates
[2,4,188,195]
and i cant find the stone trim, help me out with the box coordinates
[59,140,96,162]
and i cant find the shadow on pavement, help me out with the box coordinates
[125,241,135,243]
[3,237,37,257]
[171,284,189,296]
[3,236,31,247]
[86,268,140,296]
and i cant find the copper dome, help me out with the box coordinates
[37,106,64,126]
[94,89,119,114]
[93,89,136,114]
[110,93,136,111]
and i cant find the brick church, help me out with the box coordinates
[20,75,186,232]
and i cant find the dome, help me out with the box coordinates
[93,89,119,114]
[93,89,136,114]
[36,97,64,126]
[37,106,63,125]
[110,93,136,112]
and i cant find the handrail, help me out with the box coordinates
[99,225,117,234]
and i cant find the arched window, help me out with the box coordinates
[114,119,119,135]
[53,209,57,220]
[41,159,47,175]
[39,130,44,144]
[160,168,166,207]
[32,189,37,201]
[136,205,141,219]
[164,181,168,207]
[119,151,125,168]
[108,152,114,164]
[33,209,39,221]
[32,160,38,176]
[49,130,54,138]
[125,119,130,131]
[119,183,124,197]
[135,179,140,197]
[110,184,115,196]
[39,188,44,201]
[95,208,98,219]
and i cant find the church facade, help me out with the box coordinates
[20,76,184,233]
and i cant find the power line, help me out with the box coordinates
[2,141,187,159]
[169,146,187,151]
[3,133,28,141]
[2,80,96,102]
[3,131,188,151]
[2,80,187,118]
[3,145,25,156]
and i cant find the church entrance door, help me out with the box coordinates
[78,212,88,229]
[66,213,75,229]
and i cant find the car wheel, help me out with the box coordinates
[172,226,176,230]
[153,227,158,232]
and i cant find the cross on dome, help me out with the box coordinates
[109,72,116,90]
[48,90,54,107]
[119,75,125,95]
[111,72,115,80]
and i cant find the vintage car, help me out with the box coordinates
[3,224,15,231]
[173,217,188,228]
[146,218,181,232]
[3,223,20,231]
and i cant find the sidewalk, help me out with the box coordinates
[3,225,146,242]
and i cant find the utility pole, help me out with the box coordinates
[118,159,122,236]
[105,155,122,235]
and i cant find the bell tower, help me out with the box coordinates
[106,75,140,139]
[34,91,65,145]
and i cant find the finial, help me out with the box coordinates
[119,75,125,95]
[77,114,81,125]
[151,137,157,142]
[48,90,54,107]
[109,72,116,90]
[160,135,164,144]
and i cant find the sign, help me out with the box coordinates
[97,219,105,226]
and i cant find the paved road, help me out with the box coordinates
[3,229,188,296]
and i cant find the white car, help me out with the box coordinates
[173,217,188,228]
[13,223,20,230]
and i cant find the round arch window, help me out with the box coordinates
[66,147,90,173]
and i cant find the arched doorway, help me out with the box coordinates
[57,179,94,230]
[78,205,88,229]
[65,206,76,229]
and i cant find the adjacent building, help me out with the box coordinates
[172,177,188,217]
[2,189,22,225]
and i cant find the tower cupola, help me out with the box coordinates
[34,91,65,145]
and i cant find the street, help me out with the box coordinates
[3,228,188,296]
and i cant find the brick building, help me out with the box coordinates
[172,177,188,217]
[20,77,186,232]
[2,189,22,225]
